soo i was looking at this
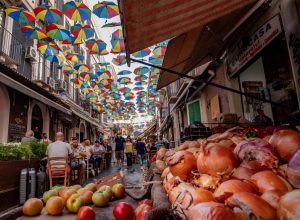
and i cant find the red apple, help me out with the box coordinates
[112,184,125,199]
[77,188,89,195]
[46,196,64,216]
[66,193,84,213]
[113,202,134,220]
[92,191,110,207]
[77,206,96,220]
[85,183,97,192]
[23,198,43,216]
[59,188,77,203]
[81,190,93,205]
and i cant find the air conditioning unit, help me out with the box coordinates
[47,77,56,88]
[25,46,37,61]
[57,80,68,91]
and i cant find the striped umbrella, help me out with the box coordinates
[37,41,59,55]
[46,23,70,41]
[102,22,121,28]
[110,38,125,54]
[71,23,95,40]
[62,1,91,22]
[134,75,148,81]
[153,45,167,57]
[134,81,147,86]
[45,54,64,63]
[134,66,149,75]
[62,35,83,45]
[21,25,47,40]
[112,55,126,66]
[99,70,112,79]
[71,78,83,87]
[118,70,131,76]
[148,56,163,65]
[93,1,119,19]
[117,77,131,84]
[34,4,62,23]
[74,64,91,73]
[111,29,123,40]
[86,39,107,54]
[5,7,35,24]
[80,72,97,81]
[132,48,151,58]
[66,53,84,63]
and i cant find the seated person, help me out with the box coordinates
[70,137,87,184]
[90,140,105,174]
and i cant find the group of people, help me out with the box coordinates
[46,132,112,184]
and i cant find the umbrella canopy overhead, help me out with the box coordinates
[132,48,151,58]
[118,70,132,76]
[34,4,62,23]
[71,23,95,40]
[21,25,47,40]
[66,53,84,63]
[37,41,59,55]
[74,64,91,73]
[110,38,125,54]
[46,54,64,63]
[62,35,83,45]
[93,1,119,19]
[5,7,35,23]
[152,46,167,57]
[112,55,127,66]
[86,38,108,54]
[134,66,149,75]
[111,29,123,40]
[148,56,163,65]
[46,23,70,41]
[62,1,91,22]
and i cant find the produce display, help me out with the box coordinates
[157,128,300,220]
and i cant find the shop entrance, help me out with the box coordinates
[79,123,85,142]
[31,105,43,139]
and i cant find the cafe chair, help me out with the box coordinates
[47,157,69,188]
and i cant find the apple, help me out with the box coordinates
[66,193,84,213]
[59,188,77,202]
[77,188,89,195]
[112,184,125,199]
[85,183,97,192]
[70,184,82,191]
[51,185,65,194]
[46,196,64,216]
[23,198,43,216]
[113,202,134,220]
[77,206,96,220]
[81,190,93,205]
[92,191,110,207]
[43,189,58,203]
[98,185,113,200]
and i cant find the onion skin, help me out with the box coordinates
[197,144,238,176]
[250,170,292,194]
[261,189,285,209]
[269,129,300,162]
[192,174,221,190]
[187,202,239,220]
[226,192,276,220]
[278,190,300,220]
[166,151,197,181]
[155,159,166,173]
[157,147,167,160]
[232,160,268,180]
[188,141,200,149]
[287,150,300,188]
[214,179,257,202]
[161,167,170,180]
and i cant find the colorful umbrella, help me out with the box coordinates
[71,23,95,40]
[100,78,113,86]
[93,1,119,19]
[150,67,160,74]
[21,25,47,40]
[86,39,107,54]
[62,1,91,22]
[119,87,131,93]
[5,7,35,24]
[111,29,123,40]
[45,54,64,63]
[34,4,62,23]
[135,81,147,86]
[112,55,126,66]
[134,75,148,81]
[62,35,83,45]
[37,41,59,55]
[118,70,131,76]
[149,56,163,65]
[71,78,83,87]
[66,53,84,63]
[110,38,125,54]
[153,46,167,57]
[99,70,112,79]
[117,77,131,84]
[80,72,97,81]
[102,22,121,28]
[46,23,70,41]
[132,48,151,58]
[74,64,91,73]
[134,66,149,75]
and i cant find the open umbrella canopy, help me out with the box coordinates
[102,22,121,28]
[117,77,131,84]
[99,70,112,79]
[71,23,95,40]
[152,45,167,57]
[5,7,35,23]
[34,4,62,23]
[80,72,97,81]
[86,38,107,54]
[21,25,47,40]
[62,35,83,45]
[132,48,151,58]
[118,70,131,76]
[74,63,91,73]
[119,87,131,93]
[111,29,123,40]
[133,86,144,91]
[93,1,119,19]
[110,38,125,54]
[148,56,163,65]
[134,66,149,75]
[62,1,91,22]
[45,54,64,63]
[66,53,84,63]
[71,78,83,87]
[134,81,147,86]
[46,23,70,41]
[37,41,59,55]
[134,75,148,81]
[112,55,126,66]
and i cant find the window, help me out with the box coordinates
[188,100,201,125]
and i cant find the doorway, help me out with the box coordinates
[79,123,85,142]
[31,105,43,139]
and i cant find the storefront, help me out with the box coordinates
[227,15,299,125]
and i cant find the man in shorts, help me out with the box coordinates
[70,137,87,184]
[114,133,125,169]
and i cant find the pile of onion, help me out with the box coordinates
[277,190,300,219]
[197,144,238,176]
[287,149,300,188]
[261,189,285,209]
[269,129,300,162]
[232,160,268,180]
[166,151,197,181]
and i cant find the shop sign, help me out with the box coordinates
[227,15,282,78]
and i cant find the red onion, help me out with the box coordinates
[277,190,300,219]
[234,138,279,169]
[287,149,300,188]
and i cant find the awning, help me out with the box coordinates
[157,2,258,89]
[119,0,257,55]
[137,122,157,139]
[98,128,112,137]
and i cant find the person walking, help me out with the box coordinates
[125,137,134,170]
[115,133,125,169]
[135,138,147,167]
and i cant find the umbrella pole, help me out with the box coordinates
[130,58,290,110]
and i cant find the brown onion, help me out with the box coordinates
[232,160,268,180]
[214,179,257,202]
[250,170,292,194]
[187,202,239,220]
[178,141,190,150]
[157,147,167,160]
[188,141,200,149]
[277,190,300,219]
[166,151,197,181]
[161,167,170,180]
[287,149,300,188]
[217,139,236,151]
[226,192,276,220]
[192,174,221,190]
[261,189,284,209]
[197,144,238,176]
[155,159,166,173]
[269,129,300,162]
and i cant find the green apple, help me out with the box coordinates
[66,193,84,213]
[43,189,58,203]
[70,184,82,191]
[112,184,125,199]
[84,183,97,192]
[51,185,64,194]
[98,185,113,200]
[92,191,110,207]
